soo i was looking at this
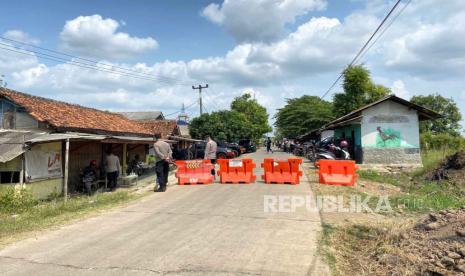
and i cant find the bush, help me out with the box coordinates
[0,187,38,214]
[420,133,465,151]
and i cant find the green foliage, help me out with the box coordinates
[189,94,271,142]
[0,188,37,214]
[231,94,272,140]
[274,95,334,138]
[420,132,465,152]
[189,110,255,142]
[410,93,462,136]
[333,65,390,118]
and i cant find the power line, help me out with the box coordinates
[0,36,193,86]
[0,44,188,85]
[164,100,198,117]
[354,0,412,65]
[320,0,403,99]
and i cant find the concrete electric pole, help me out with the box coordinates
[192,84,208,115]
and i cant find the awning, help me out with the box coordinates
[1,131,171,163]
[168,135,202,143]
[0,131,43,162]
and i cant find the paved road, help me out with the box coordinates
[0,149,328,275]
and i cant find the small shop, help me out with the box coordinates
[0,87,161,199]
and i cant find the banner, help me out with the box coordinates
[26,149,63,181]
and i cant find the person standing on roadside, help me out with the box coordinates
[153,133,172,192]
[105,149,120,191]
[266,137,273,153]
[204,135,217,177]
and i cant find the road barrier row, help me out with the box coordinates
[175,158,305,185]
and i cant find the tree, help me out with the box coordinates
[189,110,255,142]
[410,94,462,136]
[333,65,390,118]
[274,95,334,138]
[230,94,272,140]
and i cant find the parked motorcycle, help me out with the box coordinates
[79,162,98,195]
[127,161,144,176]
[314,140,351,164]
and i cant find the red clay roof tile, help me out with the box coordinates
[0,88,152,136]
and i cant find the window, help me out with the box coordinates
[1,101,16,129]
[0,171,20,184]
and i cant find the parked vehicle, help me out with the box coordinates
[313,137,351,164]
[238,139,257,153]
[218,141,242,158]
[126,160,144,176]
[188,142,235,159]
[78,164,99,195]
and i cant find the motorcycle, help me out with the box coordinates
[126,161,145,176]
[314,143,351,165]
[79,168,98,195]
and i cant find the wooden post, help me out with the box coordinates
[64,139,70,202]
[122,143,127,176]
[20,135,25,188]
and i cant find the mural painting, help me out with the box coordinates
[376,126,400,148]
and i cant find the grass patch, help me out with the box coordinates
[0,189,145,247]
[411,149,454,178]
[358,170,410,187]
[393,182,465,212]
[319,223,339,276]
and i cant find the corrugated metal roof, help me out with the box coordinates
[1,131,161,163]
[0,131,42,162]
[118,111,164,121]
[325,95,442,128]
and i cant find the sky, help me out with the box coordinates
[0,0,464,131]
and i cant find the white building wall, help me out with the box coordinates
[360,100,422,165]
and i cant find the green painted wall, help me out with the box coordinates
[333,125,361,146]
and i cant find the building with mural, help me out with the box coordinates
[322,95,441,167]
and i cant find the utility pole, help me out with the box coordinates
[192,84,208,115]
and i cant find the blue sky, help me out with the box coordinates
[0,0,464,130]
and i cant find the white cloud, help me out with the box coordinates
[3,30,40,45]
[4,0,465,125]
[202,0,327,43]
[0,43,41,73]
[391,80,410,99]
[59,15,158,59]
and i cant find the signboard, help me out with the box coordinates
[229,160,243,167]
[26,149,63,181]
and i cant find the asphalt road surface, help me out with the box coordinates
[0,148,329,275]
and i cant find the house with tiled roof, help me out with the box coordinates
[0,88,159,199]
[0,88,152,136]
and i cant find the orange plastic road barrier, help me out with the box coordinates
[175,160,214,185]
[216,158,256,184]
[261,158,303,185]
[316,160,358,186]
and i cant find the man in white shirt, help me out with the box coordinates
[204,135,217,176]
[105,149,120,191]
